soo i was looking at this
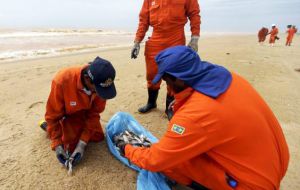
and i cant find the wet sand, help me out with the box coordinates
[0,34,299,189]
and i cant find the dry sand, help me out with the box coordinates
[0,34,299,189]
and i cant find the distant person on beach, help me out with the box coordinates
[258,27,269,44]
[131,0,200,117]
[118,46,290,190]
[40,57,116,167]
[286,25,298,46]
[269,24,279,46]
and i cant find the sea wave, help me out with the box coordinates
[0,44,131,62]
[0,29,135,62]
[0,29,134,38]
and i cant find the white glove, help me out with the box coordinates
[70,140,87,166]
[188,36,199,52]
[131,41,140,59]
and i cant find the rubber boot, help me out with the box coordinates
[165,95,174,120]
[39,120,47,131]
[188,181,209,190]
[138,89,159,113]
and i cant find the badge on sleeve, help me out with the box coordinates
[171,124,185,135]
[70,101,77,106]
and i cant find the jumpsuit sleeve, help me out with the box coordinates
[80,97,106,143]
[135,0,150,42]
[186,0,201,36]
[45,80,65,150]
[125,113,231,172]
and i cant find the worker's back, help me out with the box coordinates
[180,72,289,189]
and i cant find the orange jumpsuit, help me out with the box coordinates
[258,28,268,42]
[125,73,289,189]
[269,27,279,44]
[45,65,106,151]
[135,0,200,92]
[286,28,297,46]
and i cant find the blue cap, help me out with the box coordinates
[152,46,198,85]
[87,57,116,99]
[152,46,232,98]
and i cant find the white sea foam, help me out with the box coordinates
[0,29,251,62]
[0,44,132,62]
[0,29,134,62]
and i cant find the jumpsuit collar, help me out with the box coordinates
[77,65,85,90]
[77,65,93,96]
[173,87,194,112]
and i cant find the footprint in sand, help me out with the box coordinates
[1,77,8,82]
[28,101,44,110]
[295,68,300,72]
[26,101,45,119]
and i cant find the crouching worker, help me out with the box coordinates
[41,57,116,167]
[117,46,289,189]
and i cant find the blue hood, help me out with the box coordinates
[152,46,232,98]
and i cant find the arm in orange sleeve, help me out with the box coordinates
[186,0,201,36]
[135,0,150,42]
[45,80,65,150]
[80,97,106,143]
[125,113,231,172]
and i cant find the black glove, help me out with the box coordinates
[131,42,140,59]
[55,145,69,165]
[116,141,128,156]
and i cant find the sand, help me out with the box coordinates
[0,34,299,189]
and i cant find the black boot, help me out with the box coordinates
[165,95,174,120]
[39,121,48,131]
[188,181,209,190]
[138,89,159,113]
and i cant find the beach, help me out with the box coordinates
[0,34,299,189]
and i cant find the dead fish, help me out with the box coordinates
[113,130,152,148]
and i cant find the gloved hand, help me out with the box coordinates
[70,140,87,166]
[131,41,140,59]
[115,140,128,157]
[55,145,69,165]
[188,36,199,52]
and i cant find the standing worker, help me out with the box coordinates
[118,46,289,190]
[41,57,117,167]
[269,24,279,46]
[286,25,297,46]
[131,0,201,117]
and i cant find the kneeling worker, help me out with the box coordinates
[118,46,289,189]
[41,57,116,167]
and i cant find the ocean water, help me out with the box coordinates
[0,29,135,62]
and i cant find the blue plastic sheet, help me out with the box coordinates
[106,112,171,190]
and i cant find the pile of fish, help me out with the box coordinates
[113,130,152,148]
